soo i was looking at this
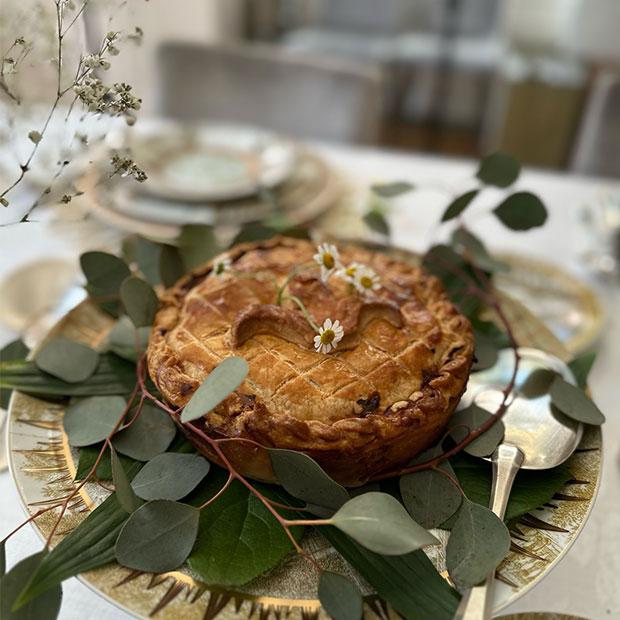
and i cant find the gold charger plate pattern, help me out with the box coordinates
[8,294,601,620]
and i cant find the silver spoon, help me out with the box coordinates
[454,347,583,620]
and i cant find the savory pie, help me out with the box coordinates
[147,236,474,486]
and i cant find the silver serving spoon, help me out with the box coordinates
[454,347,583,620]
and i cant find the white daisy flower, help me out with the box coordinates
[354,266,380,294]
[313,318,344,354]
[337,261,361,284]
[313,243,341,283]
[213,254,232,277]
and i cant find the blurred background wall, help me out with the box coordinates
[1,0,620,177]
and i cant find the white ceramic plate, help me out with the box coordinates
[109,120,297,202]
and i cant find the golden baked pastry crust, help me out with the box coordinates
[147,236,474,485]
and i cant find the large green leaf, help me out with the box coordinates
[318,571,363,620]
[188,477,303,586]
[181,357,249,423]
[451,455,572,523]
[446,498,510,588]
[269,449,349,514]
[74,444,136,481]
[323,528,460,620]
[0,339,29,409]
[331,492,438,555]
[115,500,199,572]
[1,552,62,619]
[451,227,509,273]
[123,236,161,285]
[34,338,99,384]
[0,354,136,397]
[15,460,143,606]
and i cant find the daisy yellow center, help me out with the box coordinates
[322,253,335,269]
[215,262,225,274]
[360,275,373,289]
[345,266,356,277]
[320,329,335,345]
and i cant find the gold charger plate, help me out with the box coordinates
[7,292,602,620]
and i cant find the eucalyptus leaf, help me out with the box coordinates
[0,354,136,397]
[181,357,249,423]
[131,453,210,500]
[14,461,142,607]
[81,251,131,318]
[451,227,509,273]
[449,404,505,458]
[188,477,303,586]
[363,210,390,236]
[113,403,176,461]
[446,498,511,588]
[568,351,597,390]
[520,368,556,399]
[472,330,499,372]
[63,395,126,447]
[111,446,143,513]
[269,449,349,514]
[115,500,200,572]
[1,552,62,620]
[318,571,363,620]
[476,152,520,188]
[178,225,218,269]
[422,244,483,319]
[35,337,99,384]
[550,376,605,425]
[493,192,548,231]
[159,244,186,288]
[106,316,150,362]
[0,339,29,409]
[400,466,462,530]
[331,492,439,555]
[120,276,159,327]
[80,251,130,293]
[124,236,161,285]
[370,181,414,198]
[441,189,479,222]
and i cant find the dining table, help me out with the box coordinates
[1,138,619,620]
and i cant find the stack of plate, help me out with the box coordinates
[84,120,343,240]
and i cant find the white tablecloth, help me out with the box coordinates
[1,142,619,619]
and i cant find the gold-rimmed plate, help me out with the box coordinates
[7,293,602,620]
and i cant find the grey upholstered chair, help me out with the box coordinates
[571,70,620,178]
[157,42,383,144]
